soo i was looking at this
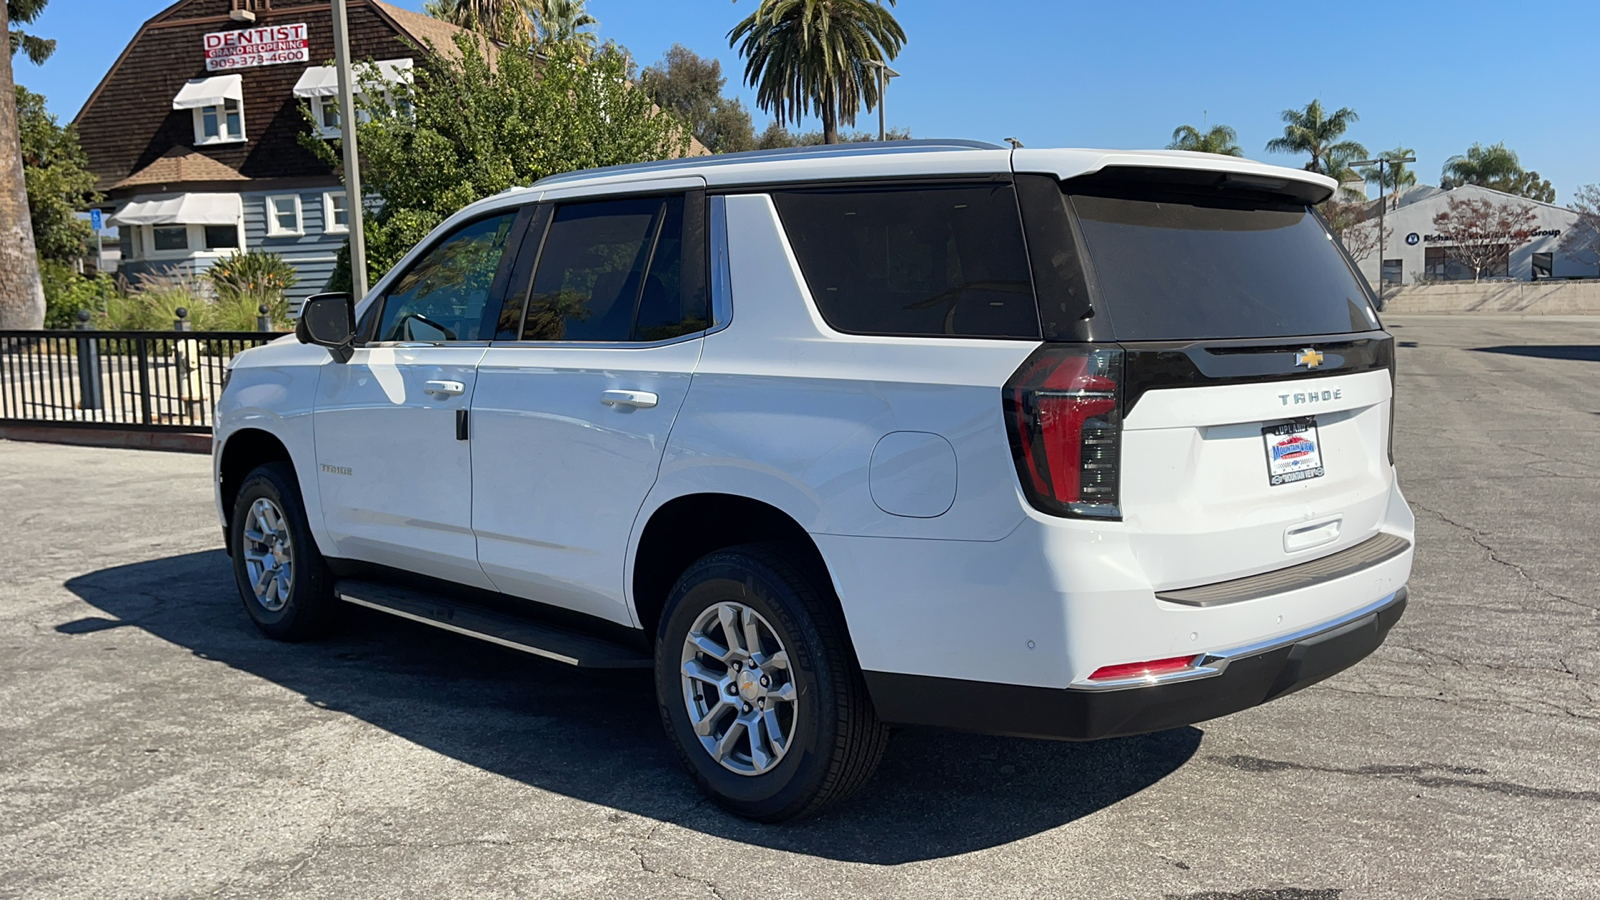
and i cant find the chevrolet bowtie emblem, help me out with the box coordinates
[1295,348,1325,369]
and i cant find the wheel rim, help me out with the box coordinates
[680,601,798,777]
[241,497,294,613]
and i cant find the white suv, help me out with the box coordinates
[215,141,1413,821]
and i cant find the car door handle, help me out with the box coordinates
[600,389,658,409]
[423,380,466,397]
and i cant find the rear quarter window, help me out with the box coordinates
[770,184,1040,339]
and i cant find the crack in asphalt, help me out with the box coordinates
[1409,499,1598,614]
[1166,890,1342,900]
[1212,755,1600,803]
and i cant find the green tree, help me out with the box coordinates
[1265,99,1366,175]
[1,0,50,329]
[1167,123,1242,156]
[422,0,536,41]
[1440,142,1555,202]
[8,0,53,65]
[1360,146,1417,198]
[642,44,756,154]
[729,0,906,145]
[15,85,97,264]
[306,35,690,289]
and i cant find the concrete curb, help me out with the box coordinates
[0,426,211,454]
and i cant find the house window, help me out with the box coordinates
[310,96,341,137]
[205,224,241,250]
[152,226,190,252]
[323,191,349,234]
[1532,252,1553,279]
[266,195,302,236]
[1382,259,1403,284]
[194,98,245,145]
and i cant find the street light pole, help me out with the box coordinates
[1351,154,1415,308]
[863,60,900,141]
[331,0,368,300]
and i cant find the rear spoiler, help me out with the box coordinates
[1061,165,1334,206]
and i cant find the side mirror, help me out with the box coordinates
[296,292,357,363]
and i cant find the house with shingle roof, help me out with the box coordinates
[75,0,533,303]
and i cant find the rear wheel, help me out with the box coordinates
[230,462,335,641]
[654,543,888,822]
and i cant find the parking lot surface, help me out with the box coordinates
[1,316,1596,900]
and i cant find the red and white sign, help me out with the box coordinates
[203,23,309,72]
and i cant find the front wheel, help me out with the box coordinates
[654,543,888,822]
[230,462,335,641]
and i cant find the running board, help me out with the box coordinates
[335,579,651,669]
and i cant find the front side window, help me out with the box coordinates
[521,195,703,342]
[152,225,189,252]
[267,195,302,236]
[376,212,517,343]
[194,98,245,144]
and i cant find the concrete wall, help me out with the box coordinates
[1382,280,1600,314]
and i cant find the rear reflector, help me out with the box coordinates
[1003,345,1123,518]
[1088,655,1201,682]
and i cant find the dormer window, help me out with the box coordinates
[293,58,413,138]
[173,74,246,145]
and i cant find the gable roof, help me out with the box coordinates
[114,146,249,190]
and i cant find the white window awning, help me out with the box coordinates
[109,193,243,227]
[292,58,413,98]
[172,74,242,110]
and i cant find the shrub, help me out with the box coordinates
[101,273,210,331]
[206,250,295,330]
[41,259,116,328]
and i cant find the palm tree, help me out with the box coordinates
[1440,142,1555,201]
[729,0,906,145]
[1,0,50,329]
[423,0,536,41]
[1167,123,1242,156]
[530,0,598,53]
[1265,99,1366,175]
[1360,146,1416,200]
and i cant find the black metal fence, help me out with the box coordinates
[0,328,286,433]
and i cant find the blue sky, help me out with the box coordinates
[17,0,1598,202]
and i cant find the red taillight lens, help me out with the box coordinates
[1004,345,1123,518]
[1089,655,1200,682]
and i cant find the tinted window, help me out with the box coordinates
[377,212,516,342]
[1069,192,1378,340]
[772,184,1039,338]
[522,196,704,342]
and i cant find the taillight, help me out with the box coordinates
[1003,345,1123,519]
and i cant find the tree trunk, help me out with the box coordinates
[821,82,838,145]
[0,1,46,330]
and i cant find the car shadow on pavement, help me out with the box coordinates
[62,550,1201,865]
[1469,344,1600,362]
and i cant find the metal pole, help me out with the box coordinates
[877,64,886,141]
[1377,160,1386,308]
[331,0,369,300]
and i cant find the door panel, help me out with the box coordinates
[470,340,703,623]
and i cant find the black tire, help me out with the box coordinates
[229,461,335,641]
[654,542,889,822]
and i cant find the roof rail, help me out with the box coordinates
[530,139,1007,189]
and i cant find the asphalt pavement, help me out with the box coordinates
[1,315,1596,900]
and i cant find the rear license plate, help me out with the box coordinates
[1263,417,1325,486]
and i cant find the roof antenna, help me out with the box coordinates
[1004,137,1024,149]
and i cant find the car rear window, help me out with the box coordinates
[1069,191,1379,341]
[771,184,1040,339]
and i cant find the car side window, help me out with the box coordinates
[520,195,706,342]
[374,211,518,343]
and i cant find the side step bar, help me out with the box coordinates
[335,579,652,669]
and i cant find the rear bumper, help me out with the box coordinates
[864,586,1406,741]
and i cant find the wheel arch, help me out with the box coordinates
[630,492,860,666]
[218,428,295,554]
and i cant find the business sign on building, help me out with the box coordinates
[203,24,309,72]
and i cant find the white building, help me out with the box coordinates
[1352,184,1594,286]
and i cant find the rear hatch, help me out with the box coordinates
[1006,166,1396,589]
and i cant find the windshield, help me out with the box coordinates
[1069,191,1380,341]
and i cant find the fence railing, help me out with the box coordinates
[0,326,287,433]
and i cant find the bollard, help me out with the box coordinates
[75,309,104,411]
[257,303,272,333]
[174,307,192,332]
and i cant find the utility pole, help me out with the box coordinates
[331,0,368,299]
[1351,153,1415,308]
